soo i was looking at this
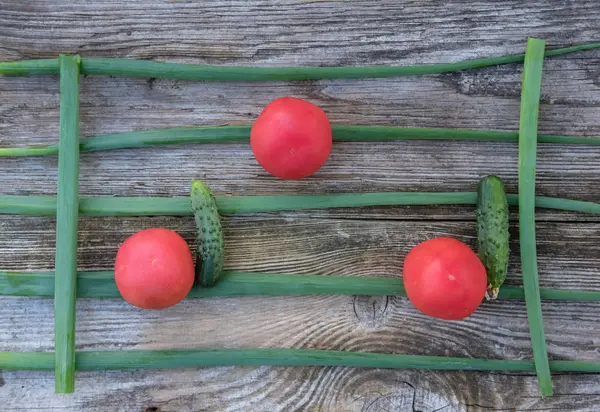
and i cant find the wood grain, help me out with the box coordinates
[2,368,600,412]
[1,141,599,222]
[2,215,600,411]
[2,0,600,410]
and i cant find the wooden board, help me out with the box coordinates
[1,0,600,410]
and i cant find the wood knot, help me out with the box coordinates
[352,295,389,329]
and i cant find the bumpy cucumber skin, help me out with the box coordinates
[190,180,225,287]
[476,175,510,300]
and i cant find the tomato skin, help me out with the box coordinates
[114,228,195,309]
[403,237,487,320]
[250,97,332,179]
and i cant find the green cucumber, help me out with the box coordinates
[476,175,510,300]
[190,180,225,287]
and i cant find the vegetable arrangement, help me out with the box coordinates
[1,38,600,398]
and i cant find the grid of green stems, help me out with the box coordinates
[2,38,600,396]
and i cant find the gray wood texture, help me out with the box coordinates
[1,0,600,410]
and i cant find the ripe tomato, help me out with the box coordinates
[114,228,195,309]
[250,97,332,179]
[402,237,487,320]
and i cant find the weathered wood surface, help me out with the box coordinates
[2,0,600,410]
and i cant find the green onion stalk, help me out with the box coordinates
[1,125,599,157]
[0,192,600,217]
[1,42,600,79]
[1,348,600,374]
[517,37,553,397]
[53,55,82,394]
[2,270,600,302]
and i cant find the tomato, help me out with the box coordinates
[402,237,487,320]
[114,228,195,309]
[250,97,332,179]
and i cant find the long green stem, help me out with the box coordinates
[0,146,60,157]
[332,126,600,145]
[518,38,552,397]
[54,55,81,394]
[1,192,599,217]
[1,42,600,79]
[0,58,59,76]
[0,349,599,374]
[2,270,600,302]
[2,125,600,157]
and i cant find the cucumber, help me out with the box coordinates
[476,175,510,300]
[190,180,225,287]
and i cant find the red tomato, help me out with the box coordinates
[402,237,487,320]
[250,97,332,179]
[114,228,195,309]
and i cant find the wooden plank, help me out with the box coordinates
[1,368,600,411]
[1,217,600,362]
[2,64,600,223]
[0,141,599,222]
[1,216,599,289]
[2,0,600,409]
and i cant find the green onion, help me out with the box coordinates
[1,349,600,374]
[54,55,81,394]
[2,125,600,157]
[332,126,600,144]
[1,192,599,217]
[518,38,552,397]
[2,42,600,79]
[0,58,59,76]
[0,146,60,157]
[2,270,600,302]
